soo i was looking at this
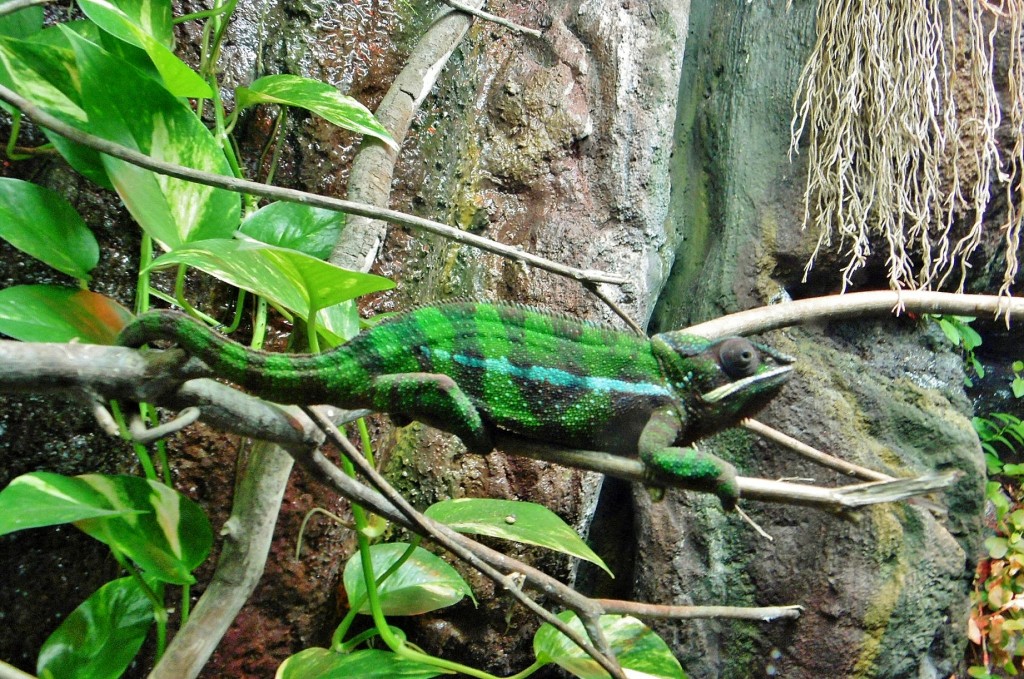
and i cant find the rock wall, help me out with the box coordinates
[643,2,986,677]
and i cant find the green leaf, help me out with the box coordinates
[0,472,212,583]
[63,28,238,248]
[315,300,360,348]
[1002,463,1024,477]
[534,611,686,679]
[343,543,472,616]
[147,238,394,319]
[0,36,87,122]
[0,1,43,39]
[76,0,210,97]
[0,471,140,534]
[36,576,154,679]
[426,498,612,577]
[73,474,213,584]
[937,318,959,346]
[0,285,133,343]
[970,356,985,379]
[1012,376,1024,399]
[91,0,173,46]
[986,536,1009,560]
[276,648,445,679]
[0,27,111,185]
[236,74,397,149]
[959,323,983,352]
[0,178,99,279]
[239,201,345,259]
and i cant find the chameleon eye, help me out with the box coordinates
[718,338,760,379]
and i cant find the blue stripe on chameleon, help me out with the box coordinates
[423,347,671,397]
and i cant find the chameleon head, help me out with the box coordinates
[651,332,794,442]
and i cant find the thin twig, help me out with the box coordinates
[0,83,625,287]
[595,600,802,621]
[129,406,201,445]
[742,418,892,482]
[441,0,543,37]
[583,281,646,335]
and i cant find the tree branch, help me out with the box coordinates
[685,290,1023,339]
[440,0,543,37]
[595,600,802,621]
[0,83,625,287]
[149,441,294,679]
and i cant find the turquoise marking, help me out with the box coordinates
[424,347,671,397]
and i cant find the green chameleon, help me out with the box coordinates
[118,302,793,508]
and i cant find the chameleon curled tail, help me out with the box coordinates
[118,309,494,452]
[118,311,360,407]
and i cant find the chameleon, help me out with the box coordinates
[118,302,793,508]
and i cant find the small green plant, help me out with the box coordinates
[1012,361,1024,399]
[969,414,1024,677]
[281,429,685,679]
[931,315,985,386]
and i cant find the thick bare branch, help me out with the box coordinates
[685,290,1024,338]
[149,441,294,679]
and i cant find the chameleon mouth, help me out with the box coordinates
[699,365,793,404]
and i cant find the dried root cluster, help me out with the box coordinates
[791,0,1023,296]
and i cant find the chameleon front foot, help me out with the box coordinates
[640,446,739,510]
[639,407,740,509]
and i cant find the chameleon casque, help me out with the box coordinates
[118,302,793,508]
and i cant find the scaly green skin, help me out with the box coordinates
[118,302,793,508]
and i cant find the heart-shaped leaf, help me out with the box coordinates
[0,472,212,584]
[147,238,394,319]
[239,201,345,259]
[343,543,472,616]
[63,28,238,248]
[276,648,445,679]
[73,474,213,584]
[36,575,154,679]
[0,285,133,343]
[0,471,140,534]
[0,36,87,123]
[534,611,686,679]
[236,74,397,149]
[0,178,99,280]
[426,498,611,576]
[76,0,210,98]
